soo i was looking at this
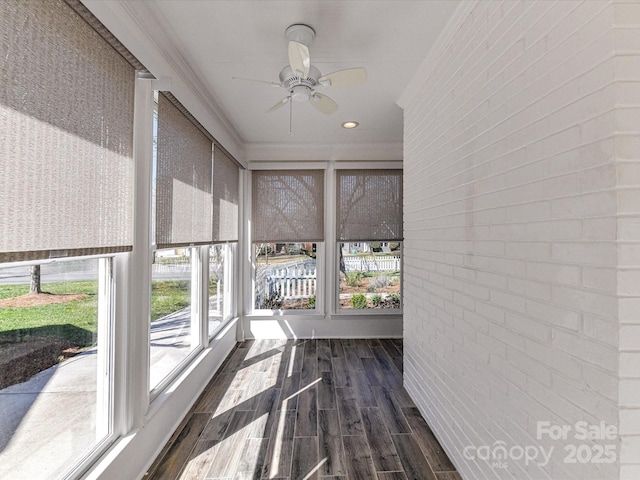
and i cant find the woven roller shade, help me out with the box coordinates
[156,93,213,248]
[252,170,324,242]
[213,146,239,242]
[0,0,135,263]
[337,169,403,241]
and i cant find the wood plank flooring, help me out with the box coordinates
[146,339,462,480]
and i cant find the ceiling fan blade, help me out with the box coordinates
[232,76,281,87]
[309,93,338,115]
[318,67,367,88]
[288,41,310,78]
[267,96,291,113]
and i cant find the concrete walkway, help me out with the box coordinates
[0,305,221,479]
[0,351,98,479]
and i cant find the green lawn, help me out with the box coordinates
[0,281,98,346]
[151,280,191,321]
[0,279,192,343]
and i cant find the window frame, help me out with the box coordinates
[0,254,118,480]
[148,246,204,400]
[332,166,404,316]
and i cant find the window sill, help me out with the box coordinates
[333,309,403,316]
[247,311,326,319]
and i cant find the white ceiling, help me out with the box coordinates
[86,0,460,161]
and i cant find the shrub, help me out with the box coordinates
[371,294,382,307]
[351,293,368,309]
[306,295,316,309]
[260,289,283,309]
[389,293,400,307]
[366,284,376,293]
[346,272,362,287]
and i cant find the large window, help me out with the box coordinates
[0,257,113,479]
[336,170,403,312]
[252,170,324,312]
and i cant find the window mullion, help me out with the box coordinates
[198,246,209,347]
[96,257,114,441]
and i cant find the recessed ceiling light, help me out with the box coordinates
[341,121,359,129]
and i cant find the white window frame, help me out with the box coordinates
[0,255,118,480]
[148,246,204,401]
[331,163,403,316]
[247,165,326,317]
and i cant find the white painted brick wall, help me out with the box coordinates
[614,2,640,477]
[399,1,640,478]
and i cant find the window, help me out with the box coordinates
[150,248,199,391]
[336,170,403,312]
[0,257,113,479]
[254,242,317,310]
[251,170,324,312]
[151,93,215,392]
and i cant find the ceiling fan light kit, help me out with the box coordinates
[233,23,367,135]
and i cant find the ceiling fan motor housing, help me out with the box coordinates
[279,64,321,100]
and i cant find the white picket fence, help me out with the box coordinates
[343,255,400,272]
[153,263,191,273]
[265,266,317,299]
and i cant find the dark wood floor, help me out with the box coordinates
[147,339,462,480]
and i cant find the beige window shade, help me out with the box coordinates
[252,170,324,242]
[0,0,135,263]
[337,169,403,241]
[213,146,239,242]
[156,93,213,248]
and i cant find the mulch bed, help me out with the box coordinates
[0,292,88,308]
[0,338,83,389]
[0,293,88,389]
[339,279,400,309]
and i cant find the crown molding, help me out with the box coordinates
[244,142,403,162]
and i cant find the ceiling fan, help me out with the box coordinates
[233,24,367,119]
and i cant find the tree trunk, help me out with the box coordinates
[29,265,42,294]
